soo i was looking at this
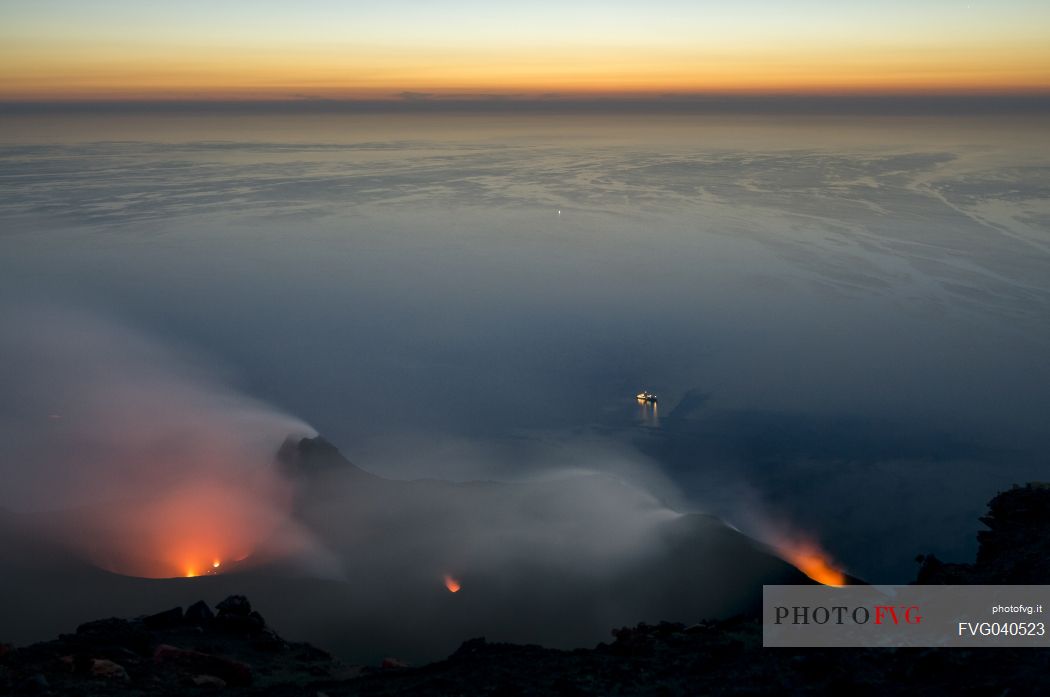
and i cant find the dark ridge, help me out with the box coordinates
[3,484,1047,695]
[916,482,1050,584]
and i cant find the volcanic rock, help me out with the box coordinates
[185,600,214,625]
[142,607,183,630]
[15,673,49,694]
[1,598,346,694]
[277,435,370,478]
[216,595,252,618]
[213,596,269,636]
[73,618,150,655]
[976,482,1050,580]
[916,482,1050,584]
[89,658,129,682]
[191,674,226,688]
[153,644,252,687]
[219,615,266,636]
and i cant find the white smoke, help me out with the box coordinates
[0,304,315,576]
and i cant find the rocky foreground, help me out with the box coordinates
[0,595,352,696]
[3,483,1050,696]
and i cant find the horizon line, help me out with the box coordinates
[3,93,1050,115]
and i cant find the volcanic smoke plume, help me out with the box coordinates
[0,305,314,578]
[0,304,829,659]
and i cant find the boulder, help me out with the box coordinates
[143,606,184,630]
[91,658,129,682]
[154,644,252,687]
[185,600,215,625]
[215,599,266,634]
[216,595,252,618]
[191,674,227,688]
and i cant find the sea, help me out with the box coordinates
[2,110,1048,581]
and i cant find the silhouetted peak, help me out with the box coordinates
[276,435,370,478]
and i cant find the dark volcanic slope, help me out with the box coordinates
[295,483,1050,697]
[4,483,1049,696]
[0,436,810,663]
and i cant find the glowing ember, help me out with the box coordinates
[444,574,462,593]
[184,559,224,579]
[777,540,847,587]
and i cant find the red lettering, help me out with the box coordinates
[874,606,900,625]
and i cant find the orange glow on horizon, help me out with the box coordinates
[2,38,1048,102]
[2,1,1048,102]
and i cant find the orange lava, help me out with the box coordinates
[777,540,847,587]
[793,552,846,587]
[444,574,462,593]
[65,477,288,579]
[184,559,222,578]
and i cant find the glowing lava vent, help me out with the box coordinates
[776,539,847,587]
[76,478,289,580]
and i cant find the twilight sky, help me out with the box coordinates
[2,0,1049,101]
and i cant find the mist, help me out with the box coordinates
[0,305,317,577]
[0,111,1047,660]
[0,305,809,660]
